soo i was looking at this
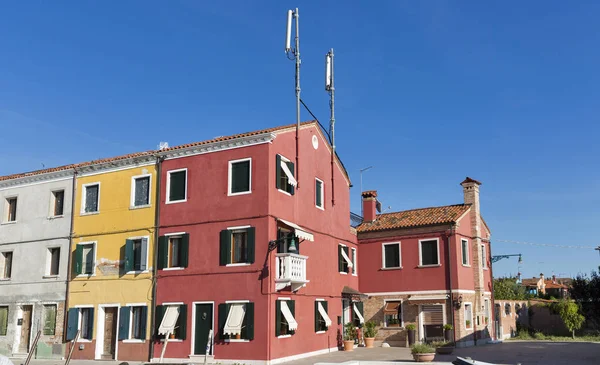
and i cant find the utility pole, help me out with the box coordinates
[285,8,301,188]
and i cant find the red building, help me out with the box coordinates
[151,121,360,364]
[356,178,494,347]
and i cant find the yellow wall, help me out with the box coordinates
[69,164,157,339]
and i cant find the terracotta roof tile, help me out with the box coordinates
[361,190,377,198]
[356,204,471,232]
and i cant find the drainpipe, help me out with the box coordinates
[148,155,163,361]
[63,168,78,343]
[489,239,496,341]
[445,226,456,343]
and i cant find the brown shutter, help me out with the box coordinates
[421,305,443,325]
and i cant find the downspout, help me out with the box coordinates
[148,155,163,361]
[489,239,496,341]
[63,168,78,342]
[445,225,456,343]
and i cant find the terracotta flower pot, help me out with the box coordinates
[169,333,176,339]
[235,333,241,340]
[413,353,435,362]
[343,340,355,351]
[364,337,375,348]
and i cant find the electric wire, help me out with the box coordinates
[495,238,596,250]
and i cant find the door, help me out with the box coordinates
[494,304,501,340]
[194,304,213,355]
[421,305,444,342]
[102,307,117,359]
[18,305,33,352]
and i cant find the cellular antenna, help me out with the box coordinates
[284,8,302,188]
[325,49,336,206]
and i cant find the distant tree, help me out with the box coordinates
[494,277,530,300]
[553,300,585,339]
[569,266,600,331]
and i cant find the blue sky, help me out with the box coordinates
[1,1,599,278]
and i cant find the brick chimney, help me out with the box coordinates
[362,191,378,222]
[552,274,556,284]
[461,177,482,231]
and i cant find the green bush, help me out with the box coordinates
[363,321,377,338]
[344,322,357,341]
[411,343,435,354]
[443,324,453,330]
[405,323,416,331]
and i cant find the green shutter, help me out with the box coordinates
[275,300,281,337]
[0,307,8,336]
[74,245,83,275]
[314,301,319,332]
[220,230,231,266]
[43,306,56,335]
[218,303,228,339]
[354,302,364,327]
[157,236,168,270]
[323,301,328,331]
[178,305,187,340]
[316,180,322,207]
[66,308,78,340]
[154,305,165,338]
[118,307,130,340]
[286,161,295,195]
[247,227,255,264]
[245,302,254,340]
[180,234,189,268]
[275,155,282,190]
[343,246,350,272]
[124,239,134,272]
[140,306,148,340]
[288,300,295,335]
[87,308,95,340]
[338,246,343,272]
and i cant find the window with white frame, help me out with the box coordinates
[484,299,490,324]
[125,238,148,272]
[275,299,297,337]
[0,251,13,279]
[82,183,99,213]
[75,242,95,275]
[315,178,324,209]
[229,158,251,195]
[314,300,331,332]
[351,248,357,275]
[481,243,487,269]
[167,169,187,203]
[221,301,254,340]
[5,197,17,222]
[382,242,401,269]
[419,239,439,266]
[157,234,189,269]
[338,244,353,273]
[220,227,255,265]
[131,175,151,207]
[464,303,473,329]
[383,300,402,327]
[43,304,57,335]
[79,307,93,340]
[461,239,469,266]
[276,154,296,195]
[46,247,60,276]
[130,306,147,340]
[51,190,65,217]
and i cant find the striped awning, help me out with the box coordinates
[384,301,401,314]
[407,294,448,304]
[317,302,332,327]
[223,303,246,336]
[158,306,180,335]
[353,303,364,324]
[278,219,314,242]
[280,160,298,187]
[280,301,298,331]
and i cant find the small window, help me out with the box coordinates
[52,190,65,217]
[158,234,189,269]
[314,300,331,332]
[155,304,186,340]
[0,252,13,279]
[0,306,8,336]
[76,243,95,275]
[464,303,473,329]
[276,299,297,337]
[276,155,295,195]
[338,245,351,273]
[132,175,151,207]
[231,230,248,264]
[168,237,182,268]
[505,303,511,316]
[6,197,17,222]
[221,302,254,340]
[351,248,357,275]
[315,178,324,209]
[43,304,57,335]
[131,306,146,340]
[461,239,469,266]
[220,228,255,265]
[82,184,99,213]
[47,247,60,276]
[382,243,401,268]
[481,244,487,269]
[167,169,187,203]
[419,239,439,266]
[229,159,251,195]
[80,308,93,340]
[125,238,148,272]
[484,299,490,324]
[383,301,402,327]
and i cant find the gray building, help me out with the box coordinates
[0,167,74,358]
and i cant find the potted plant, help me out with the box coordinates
[406,323,416,346]
[343,322,357,351]
[387,318,400,327]
[443,324,453,341]
[363,321,377,348]
[431,340,455,355]
[466,320,471,329]
[411,343,436,362]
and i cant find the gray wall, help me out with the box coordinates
[0,176,73,357]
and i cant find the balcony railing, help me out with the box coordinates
[275,253,309,291]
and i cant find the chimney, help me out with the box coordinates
[552,274,556,284]
[362,191,378,222]
[461,177,483,231]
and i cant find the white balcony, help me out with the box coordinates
[275,253,309,291]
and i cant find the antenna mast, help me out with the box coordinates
[326,49,335,205]
[285,8,301,188]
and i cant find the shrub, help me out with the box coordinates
[363,321,378,338]
[430,340,453,348]
[443,324,453,330]
[411,343,435,354]
[405,323,416,331]
[344,322,357,341]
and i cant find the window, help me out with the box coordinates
[275,299,297,337]
[276,228,299,254]
[118,306,148,340]
[229,158,251,195]
[505,303,511,316]
[0,306,7,336]
[383,301,402,327]
[0,252,13,279]
[47,247,60,276]
[419,239,439,266]
[275,155,295,195]
[464,303,473,329]
[220,227,255,265]
[43,304,57,335]
[515,303,521,316]
[484,299,490,325]
[315,178,324,209]
[80,308,93,340]
[220,302,255,341]
[75,243,95,275]
[461,239,469,266]
[52,190,65,217]
[82,183,99,213]
[167,169,187,203]
[481,243,487,269]
[125,238,148,272]
[382,242,401,269]
[158,234,189,269]
[351,248,357,275]
[5,197,17,222]
[314,300,331,332]
[131,175,151,207]
[155,304,186,340]
[338,245,352,273]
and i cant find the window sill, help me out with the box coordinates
[77,339,93,343]
[47,215,64,220]
[382,326,404,330]
[417,264,441,268]
[380,266,402,271]
[224,339,250,343]
[160,339,183,342]
[43,275,59,279]
[277,189,292,196]
[226,263,251,267]
[339,271,348,275]
[0,278,11,282]
[462,264,471,267]
[1,221,17,225]
[76,274,96,278]
[126,271,150,275]
[80,211,99,216]
[162,267,185,271]
[122,339,146,343]
[165,199,187,205]
[316,331,326,334]
[352,273,358,276]
[129,205,152,210]
[483,268,489,270]
[228,191,252,197]
[315,205,324,211]
[465,327,473,332]
[277,335,292,339]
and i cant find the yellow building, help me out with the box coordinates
[67,153,158,361]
